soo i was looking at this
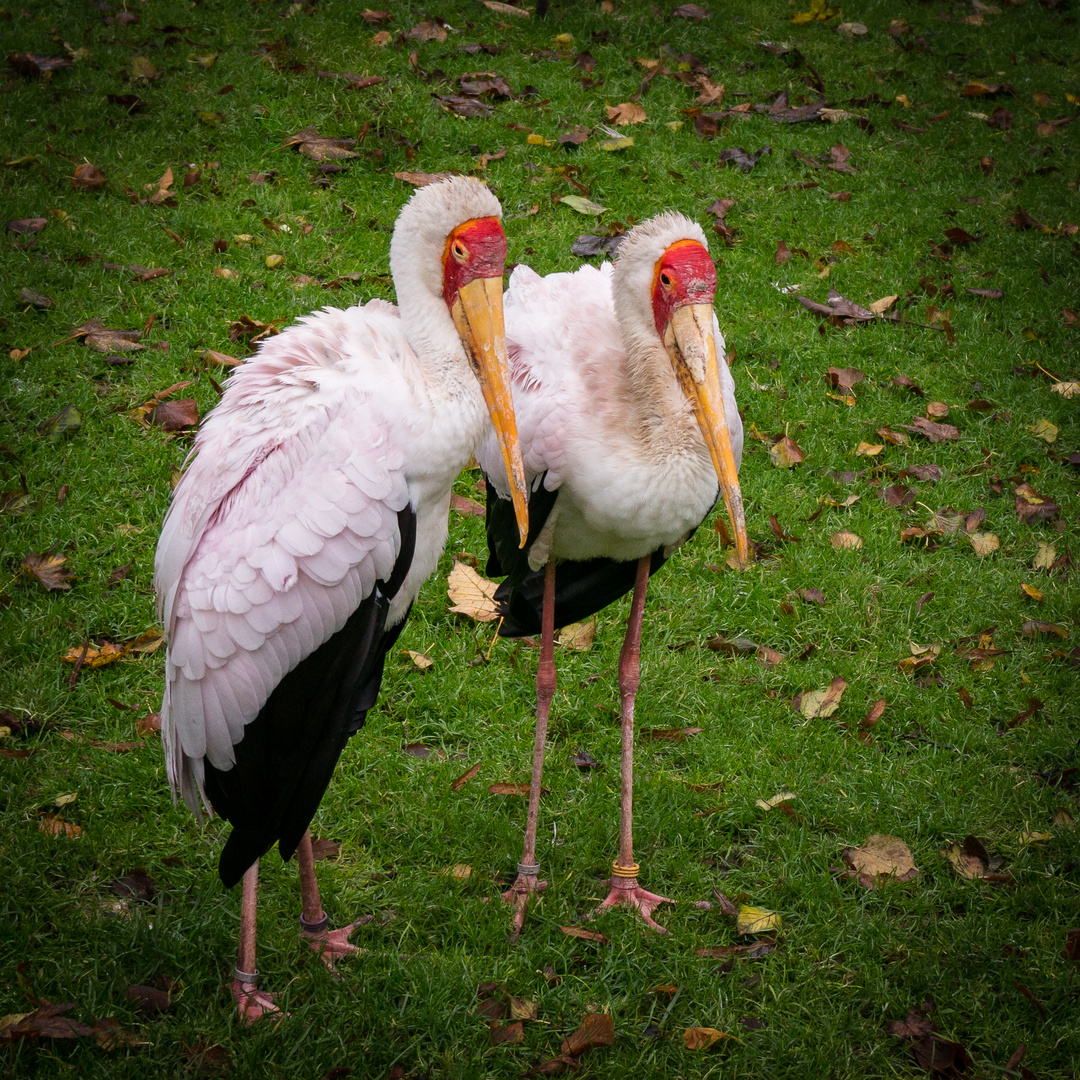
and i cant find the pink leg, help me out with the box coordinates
[592,556,672,934]
[297,829,362,969]
[231,860,283,1023]
[502,559,557,938]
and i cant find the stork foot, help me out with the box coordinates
[591,875,672,935]
[501,873,548,940]
[232,979,283,1024]
[301,918,364,970]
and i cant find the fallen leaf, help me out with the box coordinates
[406,650,433,670]
[72,163,106,191]
[841,834,920,888]
[718,146,772,172]
[737,905,781,934]
[38,814,82,838]
[488,782,531,796]
[450,762,482,791]
[1029,419,1058,444]
[1022,620,1067,639]
[795,676,847,718]
[0,1002,92,1040]
[769,434,804,468]
[559,195,607,216]
[447,562,500,621]
[1020,583,1045,602]
[22,551,74,591]
[561,1013,615,1056]
[969,532,1000,557]
[830,530,862,550]
[605,102,646,126]
[558,620,596,651]
[490,1020,524,1046]
[683,1027,734,1050]
[1014,483,1059,525]
[756,791,797,811]
[559,926,609,943]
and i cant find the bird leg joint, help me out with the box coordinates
[299,911,329,935]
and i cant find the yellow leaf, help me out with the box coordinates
[755,791,797,811]
[1020,829,1051,844]
[447,562,500,622]
[599,137,635,151]
[1020,583,1045,602]
[896,94,911,107]
[1051,380,1080,398]
[526,133,551,146]
[213,267,239,280]
[131,56,158,81]
[406,650,433,670]
[1029,418,1058,443]
[483,0,530,15]
[868,294,898,314]
[855,442,884,456]
[554,32,574,45]
[188,53,216,68]
[798,675,848,718]
[54,792,78,808]
[265,254,286,269]
[1033,542,1056,570]
[737,905,781,934]
[372,30,393,45]
[448,864,472,878]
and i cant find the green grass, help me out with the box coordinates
[1,0,1078,1076]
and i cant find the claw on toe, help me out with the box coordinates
[592,874,673,935]
[232,980,283,1025]
[500,873,548,939]
[302,920,363,970]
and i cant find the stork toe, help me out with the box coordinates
[302,920,364,969]
[232,980,284,1024]
[501,873,548,938]
[592,878,673,935]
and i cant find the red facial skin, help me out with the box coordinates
[650,239,717,336]
[442,217,507,312]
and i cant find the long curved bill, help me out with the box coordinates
[666,303,751,567]
[452,275,530,548]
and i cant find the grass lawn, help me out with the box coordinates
[1,0,1078,1076]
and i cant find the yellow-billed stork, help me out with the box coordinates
[154,176,528,1020]
[478,212,749,935]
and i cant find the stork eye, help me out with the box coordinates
[451,239,469,263]
[660,272,673,288]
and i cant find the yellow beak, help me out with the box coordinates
[451,275,529,548]
[665,303,751,567]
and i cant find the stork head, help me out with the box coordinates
[391,176,529,548]
[614,214,750,566]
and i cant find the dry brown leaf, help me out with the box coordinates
[559,926,609,943]
[683,1027,734,1051]
[406,650,433,670]
[72,162,106,191]
[561,1013,615,1056]
[488,782,531,796]
[39,814,82,838]
[22,551,74,591]
[830,530,862,550]
[841,834,920,888]
[450,761,482,792]
[606,102,646,125]
[447,562,500,622]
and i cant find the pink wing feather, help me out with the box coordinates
[155,305,412,815]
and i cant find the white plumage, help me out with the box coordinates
[153,175,527,1021]
[478,212,748,935]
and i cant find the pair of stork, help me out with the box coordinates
[155,177,749,1022]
